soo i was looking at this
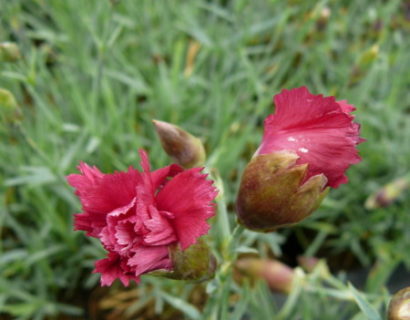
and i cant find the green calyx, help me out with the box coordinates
[148,238,216,282]
[236,152,328,231]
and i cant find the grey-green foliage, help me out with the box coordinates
[0,0,408,318]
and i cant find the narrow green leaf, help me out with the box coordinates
[348,283,382,320]
[160,292,201,320]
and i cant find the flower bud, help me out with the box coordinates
[236,87,362,231]
[350,45,379,85]
[358,44,379,66]
[0,88,18,109]
[235,257,294,293]
[365,178,409,209]
[236,152,328,231]
[297,256,320,272]
[0,42,21,62]
[152,238,216,282]
[388,287,410,320]
[316,7,331,31]
[153,120,206,168]
[0,88,21,123]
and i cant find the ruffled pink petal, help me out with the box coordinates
[259,87,363,188]
[151,164,184,191]
[96,168,142,212]
[101,199,137,251]
[116,221,137,246]
[337,100,365,144]
[68,162,103,184]
[67,164,142,215]
[139,149,151,172]
[156,168,218,249]
[67,163,107,235]
[139,148,184,191]
[337,100,356,113]
[136,149,184,206]
[74,212,106,237]
[94,251,138,286]
[142,205,177,246]
[128,246,172,276]
[138,149,156,205]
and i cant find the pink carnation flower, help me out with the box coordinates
[258,86,364,188]
[67,150,217,286]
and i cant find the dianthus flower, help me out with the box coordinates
[67,150,217,286]
[237,87,363,231]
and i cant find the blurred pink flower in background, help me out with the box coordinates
[67,150,217,286]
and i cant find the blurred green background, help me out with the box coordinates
[1,0,409,319]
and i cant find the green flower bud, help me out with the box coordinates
[0,42,21,62]
[0,88,21,123]
[365,178,409,209]
[153,120,206,168]
[236,152,328,231]
[388,287,410,320]
[149,238,216,282]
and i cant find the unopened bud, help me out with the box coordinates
[235,257,294,293]
[316,7,331,31]
[236,152,328,231]
[153,120,206,168]
[0,88,21,123]
[358,44,379,66]
[349,44,379,86]
[388,287,410,320]
[297,256,320,272]
[365,178,409,209]
[0,42,21,62]
[151,238,216,282]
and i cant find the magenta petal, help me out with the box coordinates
[94,252,137,286]
[96,168,142,212]
[337,100,356,113]
[142,205,177,246]
[116,221,138,246]
[128,246,172,276]
[67,162,103,186]
[74,212,106,237]
[138,149,156,203]
[138,149,184,192]
[67,164,142,215]
[151,164,184,190]
[101,199,137,250]
[139,149,151,173]
[156,168,218,249]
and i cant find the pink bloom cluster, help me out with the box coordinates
[258,87,364,188]
[67,87,364,285]
[67,150,217,286]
